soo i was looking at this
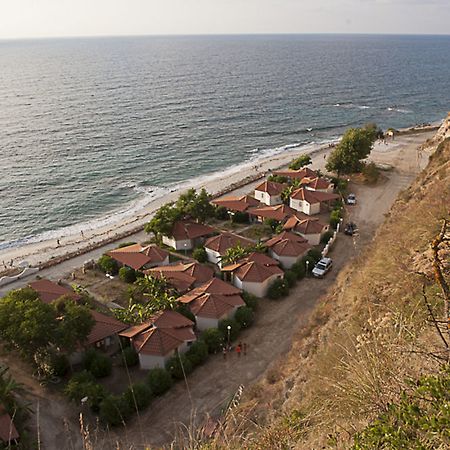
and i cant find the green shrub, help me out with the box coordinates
[119,266,137,283]
[64,372,107,412]
[242,291,258,311]
[214,206,229,220]
[201,328,225,353]
[185,340,209,367]
[68,369,95,385]
[97,255,119,275]
[147,368,173,395]
[289,154,312,170]
[307,248,322,264]
[291,261,306,280]
[320,230,334,245]
[49,352,69,376]
[218,318,241,341]
[83,349,112,378]
[268,175,288,183]
[362,161,380,183]
[284,270,297,288]
[264,218,279,232]
[99,394,132,427]
[329,210,341,229]
[124,382,152,411]
[120,346,139,368]
[267,278,289,300]
[192,246,207,263]
[234,306,254,328]
[166,354,193,380]
[232,211,249,224]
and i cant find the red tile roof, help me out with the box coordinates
[273,167,318,179]
[212,195,260,212]
[248,204,296,222]
[305,177,333,191]
[234,261,283,283]
[290,187,322,204]
[134,327,185,357]
[169,221,216,241]
[284,217,328,235]
[266,232,311,257]
[304,190,339,203]
[245,252,280,266]
[146,270,196,294]
[0,405,19,443]
[147,262,214,287]
[254,180,286,196]
[204,232,254,255]
[29,279,80,304]
[188,293,245,319]
[178,278,241,304]
[87,310,128,346]
[107,243,169,270]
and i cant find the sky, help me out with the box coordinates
[0,0,449,40]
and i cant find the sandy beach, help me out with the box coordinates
[0,126,437,288]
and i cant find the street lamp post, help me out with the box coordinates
[306,260,310,276]
[227,325,231,350]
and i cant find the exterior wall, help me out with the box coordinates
[299,232,321,246]
[268,249,299,269]
[196,316,219,331]
[289,198,320,215]
[254,190,282,206]
[205,247,221,265]
[138,352,171,370]
[145,255,170,269]
[237,273,283,298]
[162,236,193,251]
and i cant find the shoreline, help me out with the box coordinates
[0,123,440,281]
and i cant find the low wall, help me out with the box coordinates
[0,267,39,287]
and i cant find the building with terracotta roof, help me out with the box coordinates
[222,253,283,298]
[107,243,169,271]
[0,405,19,446]
[265,231,311,268]
[204,232,254,266]
[304,177,334,193]
[289,188,339,215]
[29,279,80,304]
[212,194,260,213]
[178,278,244,330]
[272,167,318,180]
[283,215,330,245]
[146,261,214,293]
[248,204,296,223]
[119,310,195,370]
[254,181,287,206]
[162,221,216,251]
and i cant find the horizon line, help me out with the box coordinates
[1,31,450,42]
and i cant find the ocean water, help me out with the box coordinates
[1,34,449,248]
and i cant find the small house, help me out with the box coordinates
[283,215,329,245]
[265,231,311,269]
[162,221,216,251]
[107,243,169,271]
[204,232,254,266]
[289,188,339,215]
[254,181,286,206]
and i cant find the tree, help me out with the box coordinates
[214,205,229,220]
[120,346,139,368]
[124,382,152,411]
[326,126,377,176]
[145,202,182,238]
[281,186,294,204]
[291,261,306,280]
[186,188,215,222]
[0,288,58,355]
[99,394,132,427]
[119,266,137,283]
[192,246,207,263]
[97,255,119,275]
[185,340,209,367]
[242,291,258,311]
[267,279,289,300]
[218,318,241,341]
[147,368,173,395]
[268,175,289,183]
[232,211,249,224]
[54,298,95,355]
[289,154,312,170]
[166,353,193,380]
[234,306,254,328]
[83,349,112,378]
[220,243,250,266]
[201,328,224,353]
[284,271,297,288]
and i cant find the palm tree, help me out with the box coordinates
[220,244,250,266]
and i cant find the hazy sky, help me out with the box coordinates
[1,0,449,39]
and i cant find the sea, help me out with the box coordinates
[1,34,449,250]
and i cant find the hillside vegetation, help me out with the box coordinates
[190,127,450,449]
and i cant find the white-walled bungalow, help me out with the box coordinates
[211,194,261,214]
[107,243,170,271]
[223,252,284,298]
[290,188,339,216]
[204,232,254,266]
[119,310,196,370]
[265,231,311,269]
[162,221,216,251]
[178,278,244,330]
[254,181,286,206]
[283,215,330,245]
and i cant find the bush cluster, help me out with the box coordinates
[118,266,137,283]
[267,278,290,300]
[120,346,139,368]
[192,246,207,263]
[97,255,119,275]
[83,349,112,378]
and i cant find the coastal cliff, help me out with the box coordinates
[198,119,450,449]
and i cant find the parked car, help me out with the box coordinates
[344,222,358,236]
[347,193,357,205]
[312,257,333,278]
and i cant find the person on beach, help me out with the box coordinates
[56,239,60,246]
[236,343,242,357]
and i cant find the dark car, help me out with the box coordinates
[344,222,358,236]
